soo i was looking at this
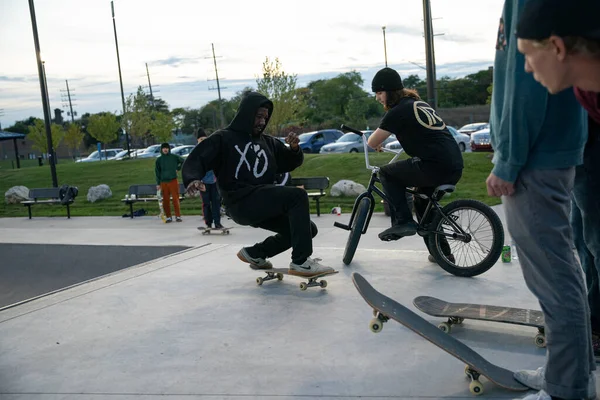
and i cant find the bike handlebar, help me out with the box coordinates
[340,124,365,136]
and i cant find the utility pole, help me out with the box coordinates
[0,109,4,130]
[382,26,388,67]
[60,80,77,123]
[111,1,131,156]
[145,62,154,108]
[29,0,58,187]
[208,43,226,128]
[422,0,438,109]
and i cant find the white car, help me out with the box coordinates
[171,145,195,158]
[76,148,123,162]
[137,144,177,158]
[458,122,489,136]
[448,126,470,152]
[384,126,470,152]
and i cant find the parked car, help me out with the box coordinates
[171,145,195,158]
[76,148,123,163]
[458,122,489,136]
[321,131,396,153]
[448,126,470,152]
[297,129,343,153]
[137,144,177,158]
[470,128,493,152]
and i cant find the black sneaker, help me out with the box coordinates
[379,221,418,241]
[176,216,182,222]
[165,217,173,223]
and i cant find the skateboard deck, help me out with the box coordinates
[199,226,232,235]
[414,296,546,348]
[250,266,338,291]
[157,189,166,222]
[352,273,528,396]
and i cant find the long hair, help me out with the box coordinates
[384,88,421,111]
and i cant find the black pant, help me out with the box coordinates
[379,158,462,255]
[226,185,317,264]
[201,183,221,226]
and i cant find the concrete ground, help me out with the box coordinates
[0,208,597,399]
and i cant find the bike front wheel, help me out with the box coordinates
[428,199,504,277]
[343,197,371,265]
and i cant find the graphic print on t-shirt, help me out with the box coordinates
[234,142,269,179]
[413,101,446,130]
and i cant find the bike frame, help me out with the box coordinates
[335,125,469,241]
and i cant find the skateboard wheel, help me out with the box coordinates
[469,380,484,395]
[438,322,452,333]
[320,280,327,288]
[299,282,308,291]
[276,273,284,281]
[534,333,546,348]
[369,318,382,333]
[256,277,263,286]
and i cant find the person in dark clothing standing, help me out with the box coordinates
[155,143,184,223]
[195,128,224,231]
[366,68,464,262]
[183,91,334,276]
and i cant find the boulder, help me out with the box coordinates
[87,184,112,203]
[4,186,30,204]
[330,180,367,197]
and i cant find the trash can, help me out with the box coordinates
[38,156,44,166]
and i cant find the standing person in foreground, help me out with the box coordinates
[155,143,184,223]
[488,0,595,399]
[182,91,333,276]
[515,0,600,363]
[195,128,225,231]
[366,67,464,263]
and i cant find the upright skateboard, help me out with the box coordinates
[157,188,166,222]
[250,265,338,291]
[413,296,546,348]
[352,273,528,396]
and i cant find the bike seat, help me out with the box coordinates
[432,185,456,200]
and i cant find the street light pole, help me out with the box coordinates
[111,1,131,156]
[422,0,438,109]
[28,0,58,187]
[382,26,388,67]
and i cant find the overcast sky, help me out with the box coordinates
[0,0,504,128]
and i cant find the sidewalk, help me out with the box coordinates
[0,208,593,399]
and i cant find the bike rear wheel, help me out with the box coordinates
[428,199,504,277]
[343,197,371,265]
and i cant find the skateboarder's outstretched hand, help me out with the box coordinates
[186,180,206,197]
[285,132,300,151]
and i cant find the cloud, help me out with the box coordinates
[148,56,201,68]
[341,23,423,37]
[0,76,28,82]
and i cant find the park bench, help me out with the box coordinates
[122,183,186,218]
[291,176,330,217]
[21,187,75,219]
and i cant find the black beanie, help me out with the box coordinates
[516,0,600,41]
[196,128,207,139]
[160,142,170,149]
[371,67,404,92]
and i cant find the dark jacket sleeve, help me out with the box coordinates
[273,139,303,173]
[182,134,221,187]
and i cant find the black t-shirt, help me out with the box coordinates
[379,97,464,170]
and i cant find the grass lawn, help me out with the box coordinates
[0,152,499,218]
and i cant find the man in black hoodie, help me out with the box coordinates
[183,91,333,276]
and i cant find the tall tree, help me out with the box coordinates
[27,119,65,155]
[150,112,175,143]
[87,112,120,160]
[256,57,303,135]
[123,86,152,146]
[63,123,84,158]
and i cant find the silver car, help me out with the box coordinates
[320,131,396,153]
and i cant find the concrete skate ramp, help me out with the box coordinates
[0,243,190,308]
